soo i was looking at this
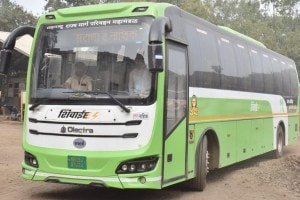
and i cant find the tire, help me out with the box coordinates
[274,125,284,158]
[188,134,208,191]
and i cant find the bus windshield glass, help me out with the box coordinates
[30,16,155,105]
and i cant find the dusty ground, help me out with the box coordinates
[0,119,299,200]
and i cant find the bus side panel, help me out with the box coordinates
[214,121,237,167]
[194,118,274,169]
[251,118,265,156]
[194,121,237,168]
[236,120,252,162]
[263,117,275,151]
[288,115,299,143]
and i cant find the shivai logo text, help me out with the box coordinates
[58,109,89,119]
[58,109,99,119]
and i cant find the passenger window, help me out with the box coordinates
[186,24,220,89]
[272,58,283,95]
[281,61,291,96]
[218,37,238,90]
[262,54,274,94]
[250,49,264,92]
[289,63,299,98]
[234,43,251,91]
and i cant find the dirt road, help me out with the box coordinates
[0,120,299,200]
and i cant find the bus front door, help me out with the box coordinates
[163,42,188,185]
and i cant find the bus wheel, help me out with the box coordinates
[188,134,208,191]
[274,125,284,158]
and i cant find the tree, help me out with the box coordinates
[262,0,299,17]
[178,0,216,23]
[0,0,37,31]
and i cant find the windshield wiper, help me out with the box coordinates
[64,91,131,113]
[29,98,50,111]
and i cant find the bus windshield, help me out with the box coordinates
[30,16,155,105]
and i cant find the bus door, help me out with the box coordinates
[163,41,188,184]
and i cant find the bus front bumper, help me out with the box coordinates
[22,163,162,189]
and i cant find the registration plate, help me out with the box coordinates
[68,156,87,170]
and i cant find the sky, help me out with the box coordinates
[13,0,46,16]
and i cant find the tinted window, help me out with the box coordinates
[272,58,283,95]
[288,63,299,98]
[234,43,252,91]
[218,37,237,90]
[186,24,220,88]
[250,49,264,92]
[261,54,274,94]
[281,61,291,96]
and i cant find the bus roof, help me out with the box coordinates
[218,26,266,48]
[46,2,172,19]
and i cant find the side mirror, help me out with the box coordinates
[0,50,12,75]
[148,44,163,73]
[0,26,35,75]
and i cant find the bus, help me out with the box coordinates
[0,2,299,191]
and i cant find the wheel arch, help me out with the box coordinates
[277,120,286,146]
[197,128,220,170]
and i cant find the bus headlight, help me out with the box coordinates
[25,152,39,168]
[116,156,158,174]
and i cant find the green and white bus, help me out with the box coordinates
[1,2,299,191]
